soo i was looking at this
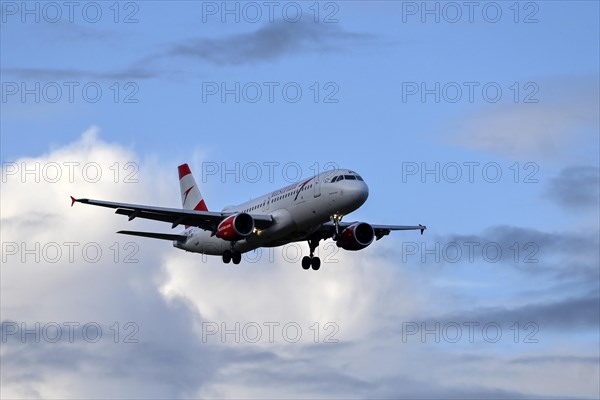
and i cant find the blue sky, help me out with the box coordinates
[1,1,599,398]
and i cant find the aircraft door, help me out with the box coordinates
[313,173,321,198]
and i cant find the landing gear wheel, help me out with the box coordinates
[222,250,232,264]
[302,256,311,270]
[232,251,241,265]
[303,238,322,270]
[311,257,321,270]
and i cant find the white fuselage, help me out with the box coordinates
[175,169,369,255]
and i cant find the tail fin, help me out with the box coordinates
[178,163,208,211]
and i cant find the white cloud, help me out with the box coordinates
[2,128,598,399]
[160,247,430,345]
[1,127,193,399]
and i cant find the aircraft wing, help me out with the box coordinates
[368,223,426,239]
[318,221,426,240]
[70,196,274,231]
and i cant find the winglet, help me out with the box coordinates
[70,196,77,207]
[419,224,426,235]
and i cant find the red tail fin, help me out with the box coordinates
[178,164,208,212]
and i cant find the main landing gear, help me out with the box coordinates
[331,214,343,241]
[302,238,321,270]
[222,242,241,264]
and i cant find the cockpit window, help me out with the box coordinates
[331,174,364,182]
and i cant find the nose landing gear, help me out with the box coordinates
[330,214,343,241]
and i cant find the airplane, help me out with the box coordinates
[71,164,426,270]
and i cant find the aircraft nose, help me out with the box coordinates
[357,181,369,203]
[344,180,369,205]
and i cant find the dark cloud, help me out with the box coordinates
[51,21,118,41]
[509,355,599,365]
[439,225,599,284]
[2,21,371,81]
[2,339,216,398]
[1,66,157,81]
[220,356,373,394]
[444,225,597,258]
[160,20,373,66]
[373,377,543,400]
[0,290,222,398]
[419,293,599,332]
[545,166,600,210]
[180,346,541,399]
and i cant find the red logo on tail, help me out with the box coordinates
[183,186,194,205]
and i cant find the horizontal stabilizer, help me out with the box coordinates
[117,230,188,241]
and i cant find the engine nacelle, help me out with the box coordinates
[337,222,375,251]
[216,213,254,241]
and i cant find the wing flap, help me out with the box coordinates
[114,208,214,230]
[72,197,274,231]
[117,230,188,241]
